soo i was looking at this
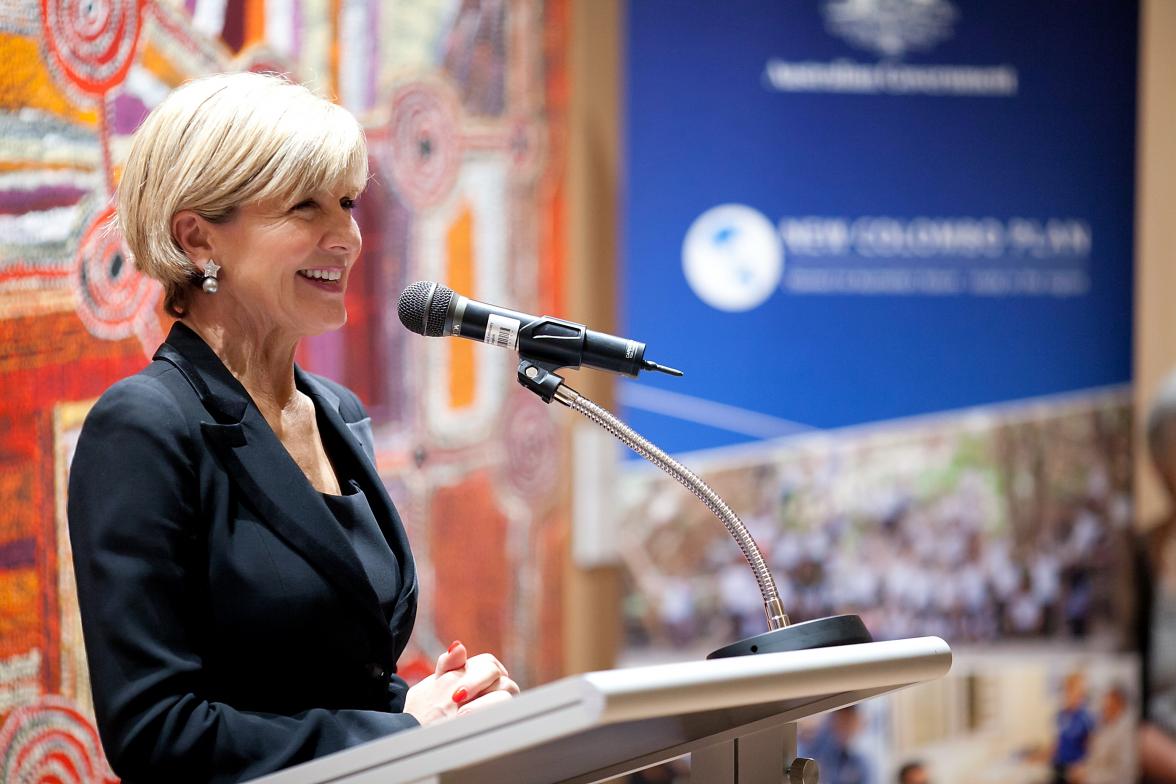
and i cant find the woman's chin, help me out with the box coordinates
[300,309,348,338]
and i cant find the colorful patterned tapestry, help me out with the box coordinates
[0,0,570,779]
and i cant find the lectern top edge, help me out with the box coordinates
[583,636,951,723]
[585,637,951,692]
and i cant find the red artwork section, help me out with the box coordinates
[40,0,146,95]
[429,472,513,658]
[0,696,117,783]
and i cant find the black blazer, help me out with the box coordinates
[68,322,420,783]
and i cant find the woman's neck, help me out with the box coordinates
[181,311,301,413]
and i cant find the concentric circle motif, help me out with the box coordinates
[0,696,117,784]
[387,82,463,211]
[501,389,561,499]
[41,0,145,95]
[72,205,161,345]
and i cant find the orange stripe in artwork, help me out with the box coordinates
[0,34,98,125]
[0,570,41,658]
[0,161,96,173]
[244,0,267,49]
[139,42,190,88]
[447,204,476,410]
[544,178,565,317]
[329,0,342,100]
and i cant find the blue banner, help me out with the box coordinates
[621,0,1137,455]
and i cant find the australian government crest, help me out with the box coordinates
[764,0,1018,97]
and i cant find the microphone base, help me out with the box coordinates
[706,614,872,659]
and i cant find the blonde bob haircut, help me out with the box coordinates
[117,71,368,316]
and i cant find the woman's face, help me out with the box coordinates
[203,186,362,338]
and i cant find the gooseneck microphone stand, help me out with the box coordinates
[396,280,870,658]
[517,357,872,659]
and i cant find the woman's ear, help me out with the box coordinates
[171,210,214,261]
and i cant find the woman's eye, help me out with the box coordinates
[341,197,358,211]
[292,199,317,211]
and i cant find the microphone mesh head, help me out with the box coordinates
[397,281,453,337]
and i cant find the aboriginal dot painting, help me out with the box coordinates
[0,2,571,778]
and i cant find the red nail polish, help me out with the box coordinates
[448,640,461,654]
[452,688,468,704]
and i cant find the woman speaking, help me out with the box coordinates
[67,72,517,783]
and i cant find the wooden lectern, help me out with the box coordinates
[249,637,951,784]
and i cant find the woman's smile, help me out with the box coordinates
[297,266,347,293]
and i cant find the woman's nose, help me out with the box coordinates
[323,211,362,255]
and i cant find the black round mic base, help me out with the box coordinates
[706,614,873,660]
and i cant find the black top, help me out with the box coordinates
[322,481,401,622]
[317,393,403,623]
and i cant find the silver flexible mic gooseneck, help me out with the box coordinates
[550,384,789,631]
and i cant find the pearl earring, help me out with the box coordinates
[202,259,220,293]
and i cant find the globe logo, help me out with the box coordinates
[682,204,784,312]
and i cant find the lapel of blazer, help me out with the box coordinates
[157,323,392,650]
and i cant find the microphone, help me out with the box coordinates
[397,281,682,377]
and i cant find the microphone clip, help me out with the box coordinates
[517,358,567,404]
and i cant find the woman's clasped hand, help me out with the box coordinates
[405,641,521,725]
